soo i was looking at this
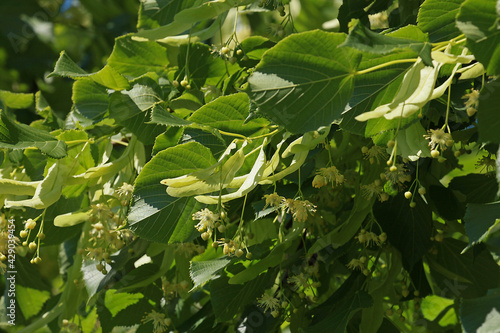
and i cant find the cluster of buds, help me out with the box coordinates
[346,256,370,276]
[462,89,479,117]
[357,229,387,246]
[362,145,388,164]
[61,319,81,333]
[213,238,246,258]
[162,277,190,299]
[192,208,220,240]
[85,203,133,274]
[141,310,172,333]
[175,242,204,258]
[283,199,317,223]
[312,166,344,189]
[361,179,389,202]
[424,128,454,159]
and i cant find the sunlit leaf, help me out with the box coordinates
[0,110,67,158]
[246,30,361,134]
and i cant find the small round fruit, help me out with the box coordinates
[201,232,210,241]
[361,146,369,154]
[246,252,253,259]
[431,150,440,158]
[379,232,387,243]
[236,49,243,56]
[410,202,417,208]
[28,242,37,251]
[235,249,244,257]
[438,156,446,163]
[282,301,288,308]
[387,140,395,148]
[38,232,45,240]
[418,187,426,195]
[454,150,461,157]
[34,257,42,264]
[404,191,412,199]
[389,165,397,172]
[96,263,104,271]
[380,193,389,201]
[221,46,230,54]
[359,256,367,263]
[185,84,191,90]
[217,224,226,233]
[180,79,189,87]
[20,230,28,238]
[22,241,28,247]
[362,269,370,276]
[402,289,410,297]
[414,290,420,297]
[212,242,219,249]
[172,80,179,88]
[26,219,36,230]
[62,319,69,326]
[434,233,443,242]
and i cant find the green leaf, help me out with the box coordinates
[0,111,67,158]
[48,51,130,90]
[137,0,191,29]
[246,30,361,134]
[107,34,170,78]
[150,104,192,127]
[181,128,227,158]
[428,238,500,298]
[341,23,433,66]
[188,93,269,137]
[128,142,215,243]
[457,0,500,75]
[210,270,275,322]
[305,290,373,333]
[17,285,50,320]
[190,257,233,289]
[135,0,242,40]
[104,289,144,317]
[463,202,500,250]
[449,173,498,203]
[72,79,109,122]
[421,295,457,326]
[152,127,184,155]
[177,42,233,88]
[460,289,500,333]
[373,193,433,271]
[477,78,500,143]
[109,76,166,144]
[0,90,34,109]
[308,198,372,254]
[417,0,465,42]
[229,241,289,284]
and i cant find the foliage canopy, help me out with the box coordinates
[1,0,500,332]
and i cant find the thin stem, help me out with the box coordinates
[355,59,417,76]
